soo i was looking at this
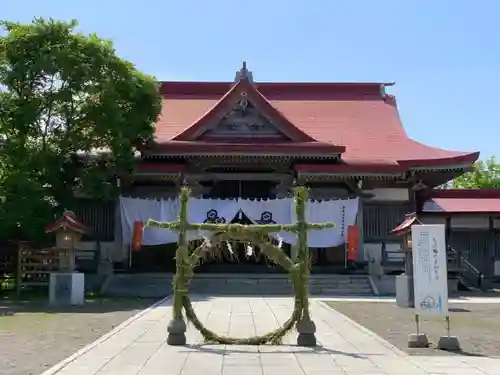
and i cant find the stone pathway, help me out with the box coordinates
[41,296,500,375]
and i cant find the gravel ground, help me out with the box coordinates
[0,295,158,375]
[324,301,500,358]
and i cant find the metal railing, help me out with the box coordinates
[447,245,484,290]
[380,242,478,285]
[380,242,405,272]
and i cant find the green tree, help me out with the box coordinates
[451,156,500,189]
[0,18,161,242]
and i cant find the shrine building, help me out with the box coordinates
[75,63,500,281]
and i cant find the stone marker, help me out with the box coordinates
[437,335,461,351]
[408,333,429,348]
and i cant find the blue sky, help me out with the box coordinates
[2,0,499,158]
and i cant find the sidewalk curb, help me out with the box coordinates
[317,300,407,357]
[40,294,172,375]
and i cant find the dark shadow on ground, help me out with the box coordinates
[441,349,485,357]
[449,307,471,313]
[184,343,372,358]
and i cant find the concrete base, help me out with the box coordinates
[396,274,414,307]
[408,333,429,348]
[296,318,317,347]
[49,272,85,306]
[437,336,461,351]
[166,318,187,346]
[297,333,317,347]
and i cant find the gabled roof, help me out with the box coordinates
[44,211,87,234]
[154,67,346,156]
[152,66,479,169]
[173,75,315,142]
[389,213,421,236]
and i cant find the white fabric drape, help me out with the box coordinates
[238,198,295,243]
[304,198,359,248]
[119,197,179,246]
[160,198,180,242]
[119,195,359,247]
[186,198,240,240]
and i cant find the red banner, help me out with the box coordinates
[347,225,358,261]
[132,221,144,251]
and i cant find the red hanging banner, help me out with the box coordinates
[132,221,144,251]
[347,225,359,261]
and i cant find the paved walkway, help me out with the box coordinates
[42,296,500,375]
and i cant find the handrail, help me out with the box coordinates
[380,241,484,289]
[447,245,484,289]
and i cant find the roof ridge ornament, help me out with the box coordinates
[234,61,254,83]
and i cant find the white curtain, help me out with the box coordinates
[160,198,180,243]
[186,198,240,240]
[238,198,295,243]
[119,195,359,248]
[305,198,359,248]
[119,197,179,246]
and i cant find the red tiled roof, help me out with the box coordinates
[389,213,421,236]
[44,211,87,234]
[423,198,500,213]
[153,80,479,168]
[423,189,500,213]
[428,189,500,199]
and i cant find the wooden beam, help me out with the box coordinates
[185,173,291,181]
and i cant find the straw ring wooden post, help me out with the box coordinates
[145,186,334,346]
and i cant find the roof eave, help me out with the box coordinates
[397,152,480,169]
[421,211,500,215]
[294,162,405,174]
[428,189,500,199]
[297,171,403,178]
[143,141,345,157]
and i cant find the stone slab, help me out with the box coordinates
[40,295,500,375]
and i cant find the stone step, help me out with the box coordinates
[103,273,373,297]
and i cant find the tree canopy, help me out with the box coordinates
[0,18,162,242]
[451,156,500,189]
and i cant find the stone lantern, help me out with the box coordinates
[44,211,87,305]
[44,210,86,271]
[389,213,422,308]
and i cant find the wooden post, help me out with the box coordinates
[488,216,495,282]
[15,241,27,297]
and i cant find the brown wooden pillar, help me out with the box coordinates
[445,216,457,269]
[488,216,495,278]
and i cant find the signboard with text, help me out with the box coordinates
[411,224,448,316]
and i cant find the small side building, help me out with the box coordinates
[419,188,500,282]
